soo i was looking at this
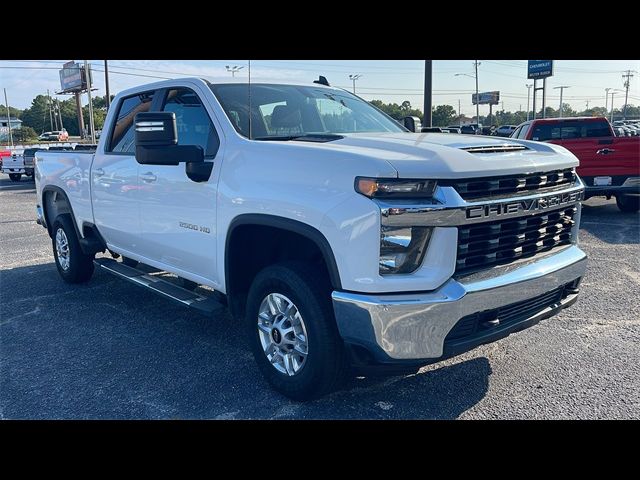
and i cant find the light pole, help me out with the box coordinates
[455,61,480,131]
[349,74,362,94]
[526,84,533,120]
[610,89,623,123]
[553,86,570,118]
[225,65,244,77]
[605,87,611,112]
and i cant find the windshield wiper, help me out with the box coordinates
[253,134,344,143]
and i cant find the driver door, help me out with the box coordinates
[136,86,222,284]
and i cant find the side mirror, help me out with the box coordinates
[134,112,204,166]
[401,116,422,132]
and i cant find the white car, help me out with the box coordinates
[35,77,587,400]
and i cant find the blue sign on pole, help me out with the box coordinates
[528,60,553,79]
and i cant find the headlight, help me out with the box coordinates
[379,226,431,274]
[356,177,437,199]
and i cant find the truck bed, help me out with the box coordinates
[35,150,95,234]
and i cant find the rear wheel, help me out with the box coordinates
[52,214,95,283]
[245,262,348,401]
[616,194,640,213]
[9,173,21,182]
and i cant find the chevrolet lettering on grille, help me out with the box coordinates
[466,190,584,220]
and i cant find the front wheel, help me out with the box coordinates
[52,214,95,283]
[245,262,348,401]
[616,194,640,213]
[9,173,22,182]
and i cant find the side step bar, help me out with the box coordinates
[94,257,225,315]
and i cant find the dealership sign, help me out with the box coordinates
[59,62,89,92]
[528,60,554,79]
[472,91,500,105]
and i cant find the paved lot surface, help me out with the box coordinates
[1,175,639,419]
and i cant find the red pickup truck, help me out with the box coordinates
[512,117,640,212]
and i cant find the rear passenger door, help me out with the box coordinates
[92,90,156,252]
[137,86,222,285]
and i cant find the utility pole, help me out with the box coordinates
[621,70,635,120]
[423,61,432,127]
[458,99,461,127]
[554,86,570,118]
[57,99,64,131]
[605,88,611,112]
[585,100,590,111]
[526,84,532,120]
[349,74,362,94]
[47,89,54,131]
[84,60,96,144]
[75,92,85,139]
[225,65,244,77]
[474,60,480,128]
[4,88,14,149]
[104,60,111,110]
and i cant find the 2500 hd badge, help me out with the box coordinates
[466,190,583,219]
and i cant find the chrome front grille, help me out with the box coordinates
[456,206,577,275]
[441,168,577,200]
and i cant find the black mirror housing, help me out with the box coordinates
[134,112,178,147]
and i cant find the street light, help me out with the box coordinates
[553,86,570,118]
[526,84,533,120]
[455,61,480,131]
[610,89,624,123]
[225,65,244,77]
[349,74,362,94]
[605,87,612,112]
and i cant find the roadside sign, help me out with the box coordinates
[59,62,90,93]
[472,91,500,105]
[528,60,554,79]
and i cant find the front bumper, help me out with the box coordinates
[332,244,587,362]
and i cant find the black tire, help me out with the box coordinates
[9,173,21,182]
[52,214,95,283]
[121,256,138,267]
[616,194,640,213]
[245,262,348,401]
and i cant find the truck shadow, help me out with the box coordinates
[1,262,490,420]
[0,177,36,192]
[579,198,640,245]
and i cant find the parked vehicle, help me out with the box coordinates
[446,126,463,134]
[38,132,53,141]
[459,125,477,134]
[39,130,69,141]
[22,147,46,179]
[421,127,443,133]
[0,149,10,170]
[73,144,98,151]
[35,77,587,400]
[440,128,461,134]
[512,116,640,212]
[494,125,517,137]
[1,151,26,181]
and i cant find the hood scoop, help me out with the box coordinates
[460,144,529,154]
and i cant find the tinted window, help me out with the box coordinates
[531,123,560,141]
[584,120,611,138]
[162,88,219,157]
[109,91,155,153]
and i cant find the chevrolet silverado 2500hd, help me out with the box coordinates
[513,117,640,212]
[35,78,587,400]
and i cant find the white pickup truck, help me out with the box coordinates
[35,77,587,400]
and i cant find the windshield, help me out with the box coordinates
[210,83,406,140]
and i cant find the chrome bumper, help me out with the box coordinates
[332,245,587,361]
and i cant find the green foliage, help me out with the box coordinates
[432,105,457,127]
[12,126,38,142]
[2,106,23,119]
[369,99,422,120]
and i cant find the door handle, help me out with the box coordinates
[93,168,105,177]
[141,172,157,183]
[596,148,615,155]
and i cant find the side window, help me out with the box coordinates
[518,124,530,139]
[584,120,611,138]
[531,124,559,141]
[109,91,155,153]
[512,126,522,138]
[162,88,219,158]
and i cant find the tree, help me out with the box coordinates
[19,95,51,134]
[432,105,457,127]
[2,106,23,119]
[369,99,422,121]
[12,126,38,142]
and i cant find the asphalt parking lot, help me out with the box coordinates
[1,175,639,419]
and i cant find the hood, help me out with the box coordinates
[329,132,579,178]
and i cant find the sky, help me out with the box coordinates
[1,60,639,116]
